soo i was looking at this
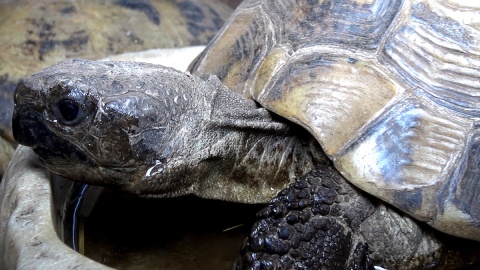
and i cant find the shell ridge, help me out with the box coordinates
[435,121,480,229]
[380,1,480,117]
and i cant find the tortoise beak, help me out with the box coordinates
[12,104,45,147]
[12,80,48,148]
[12,98,90,168]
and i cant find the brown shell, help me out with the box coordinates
[0,0,234,142]
[190,0,480,241]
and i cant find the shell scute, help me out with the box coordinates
[337,92,470,186]
[437,123,480,228]
[190,0,480,240]
[256,53,402,156]
[381,0,480,116]
[336,91,473,229]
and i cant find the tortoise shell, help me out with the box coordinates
[190,0,480,241]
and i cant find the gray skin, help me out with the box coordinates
[0,0,237,179]
[12,59,480,269]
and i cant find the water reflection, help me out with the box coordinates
[62,183,263,269]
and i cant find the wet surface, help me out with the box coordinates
[73,186,480,270]
[0,0,237,144]
[80,188,264,269]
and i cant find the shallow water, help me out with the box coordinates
[74,188,480,270]
[77,188,263,269]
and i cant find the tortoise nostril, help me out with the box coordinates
[12,106,43,147]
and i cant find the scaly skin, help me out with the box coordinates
[236,167,480,269]
[12,59,480,269]
[12,59,323,203]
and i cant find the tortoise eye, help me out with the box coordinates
[57,99,82,124]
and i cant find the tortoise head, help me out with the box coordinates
[12,59,321,202]
[12,59,208,190]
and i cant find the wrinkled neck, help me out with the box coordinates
[126,74,328,203]
[188,77,328,203]
[195,121,328,203]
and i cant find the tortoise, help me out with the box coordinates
[0,0,236,176]
[11,0,480,269]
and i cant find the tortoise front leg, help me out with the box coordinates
[235,166,480,270]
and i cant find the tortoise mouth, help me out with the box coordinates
[12,104,43,147]
[13,104,92,170]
